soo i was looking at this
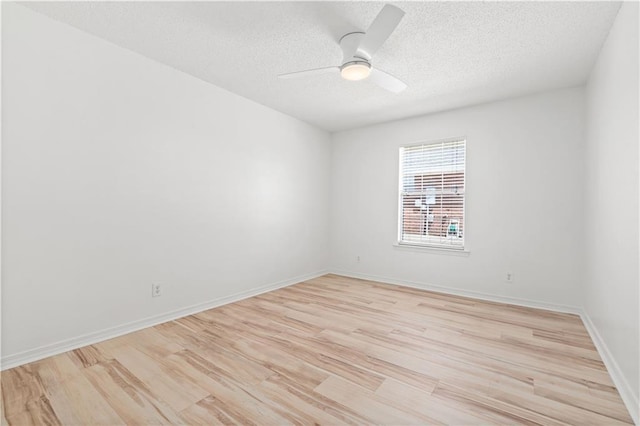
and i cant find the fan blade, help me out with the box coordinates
[340,32,365,63]
[356,4,405,60]
[278,66,339,79]
[369,68,407,93]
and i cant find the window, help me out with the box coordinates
[398,139,466,249]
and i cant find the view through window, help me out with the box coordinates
[399,139,466,249]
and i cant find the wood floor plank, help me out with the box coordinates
[374,378,479,425]
[313,375,428,424]
[44,373,123,425]
[1,274,633,424]
[261,372,370,425]
[82,359,185,425]
[178,396,239,426]
[160,352,293,425]
[1,365,46,420]
[107,346,209,413]
[254,373,362,425]
[0,392,7,426]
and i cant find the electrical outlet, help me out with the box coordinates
[152,283,162,297]
[505,272,514,283]
[357,255,361,262]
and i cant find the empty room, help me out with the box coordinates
[1,1,638,424]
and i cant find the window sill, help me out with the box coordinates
[393,242,470,257]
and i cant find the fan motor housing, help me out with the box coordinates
[339,32,369,63]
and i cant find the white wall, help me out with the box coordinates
[1,3,330,360]
[584,1,639,415]
[330,87,585,309]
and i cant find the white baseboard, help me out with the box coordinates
[330,269,582,315]
[580,311,639,425]
[0,269,328,371]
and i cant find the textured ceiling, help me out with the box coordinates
[22,1,620,132]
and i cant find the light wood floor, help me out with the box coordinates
[1,274,633,425]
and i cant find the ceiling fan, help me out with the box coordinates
[278,4,407,93]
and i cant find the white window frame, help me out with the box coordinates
[397,138,467,251]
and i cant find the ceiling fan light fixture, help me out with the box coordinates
[340,61,371,81]
[278,4,406,92]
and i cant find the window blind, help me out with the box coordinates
[399,139,466,248]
